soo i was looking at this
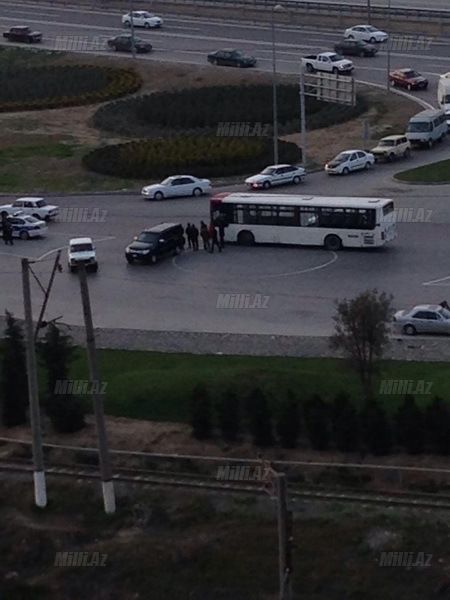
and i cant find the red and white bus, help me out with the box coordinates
[211,192,396,250]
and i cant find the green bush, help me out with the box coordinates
[82,136,301,179]
[92,84,367,137]
[0,65,142,112]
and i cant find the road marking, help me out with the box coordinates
[37,235,115,261]
[423,275,450,286]
[172,250,338,278]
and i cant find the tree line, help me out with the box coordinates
[191,385,450,456]
[0,312,85,433]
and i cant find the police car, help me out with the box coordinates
[0,213,48,239]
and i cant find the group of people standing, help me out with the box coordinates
[185,221,225,253]
[1,211,13,245]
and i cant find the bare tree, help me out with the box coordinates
[330,290,393,399]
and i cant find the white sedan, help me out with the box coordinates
[344,25,388,44]
[325,150,375,175]
[245,164,306,189]
[121,11,163,28]
[394,304,450,336]
[141,175,212,200]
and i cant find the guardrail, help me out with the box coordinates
[5,0,450,23]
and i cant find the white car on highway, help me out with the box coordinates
[141,175,212,200]
[344,25,388,43]
[394,304,450,336]
[68,237,98,272]
[0,197,59,221]
[245,164,306,189]
[325,150,375,175]
[122,11,162,28]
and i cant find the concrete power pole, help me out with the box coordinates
[21,258,47,508]
[77,264,116,514]
[277,473,293,600]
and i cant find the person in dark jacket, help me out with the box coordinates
[191,224,199,251]
[215,213,228,249]
[200,221,210,251]
[208,222,221,253]
[1,212,13,245]
[185,223,193,249]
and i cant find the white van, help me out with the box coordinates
[406,108,448,148]
[438,73,450,125]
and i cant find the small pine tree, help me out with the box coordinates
[191,384,212,440]
[304,394,330,451]
[217,388,240,442]
[245,388,274,447]
[332,396,359,453]
[1,311,28,427]
[360,399,392,456]
[38,323,85,433]
[395,395,425,455]
[276,390,300,449]
[425,396,450,455]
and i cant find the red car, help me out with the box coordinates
[389,68,428,90]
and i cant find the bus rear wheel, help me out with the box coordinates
[237,231,255,246]
[324,234,342,251]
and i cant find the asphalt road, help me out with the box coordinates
[0,2,449,336]
[1,141,450,336]
[0,2,449,109]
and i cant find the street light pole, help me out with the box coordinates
[386,0,391,91]
[129,1,136,58]
[271,4,283,165]
[271,7,279,165]
[367,0,371,23]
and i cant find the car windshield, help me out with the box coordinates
[261,167,277,175]
[24,216,39,223]
[71,243,92,252]
[438,308,450,319]
[404,70,419,78]
[334,153,351,162]
[160,177,174,185]
[444,95,450,103]
[142,12,153,17]
[35,200,46,207]
[367,26,378,32]
[232,51,245,58]
[407,122,432,133]
[330,54,342,62]
[137,232,158,243]
[379,140,395,146]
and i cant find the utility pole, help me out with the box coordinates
[22,258,47,508]
[299,68,307,168]
[386,0,391,91]
[77,264,116,514]
[271,7,279,164]
[34,251,62,340]
[129,0,136,58]
[276,473,293,600]
[367,0,372,23]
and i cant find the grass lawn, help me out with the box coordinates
[395,158,450,183]
[67,349,450,423]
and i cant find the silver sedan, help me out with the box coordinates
[141,175,212,200]
[393,304,450,335]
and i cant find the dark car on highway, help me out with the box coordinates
[3,26,42,43]
[389,68,428,90]
[125,223,185,264]
[334,39,378,57]
[107,34,152,53]
[207,49,257,68]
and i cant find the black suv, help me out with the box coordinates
[125,223,185,264]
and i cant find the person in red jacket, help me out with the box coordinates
[208,222,221,253]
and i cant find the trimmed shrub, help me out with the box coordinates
[92,84,367,137]
[0,65,142,112]
[82,136,301,179]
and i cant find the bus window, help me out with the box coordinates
[277,206,298,226]
[258,206,277,225]
[300,210,318,227]
[236,204,258,225]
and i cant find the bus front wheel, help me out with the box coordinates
[237,231,255,246]
[324,234,342,251]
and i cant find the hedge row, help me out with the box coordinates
[0,65,142,112]
[82,137,301,179]
[92,84,366,137]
